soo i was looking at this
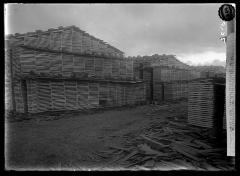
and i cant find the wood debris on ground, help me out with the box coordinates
[93,104,234,170]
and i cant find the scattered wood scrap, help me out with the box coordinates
[118,150,139,163]
[140,135,170,149]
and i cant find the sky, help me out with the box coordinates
[5,3,228,66]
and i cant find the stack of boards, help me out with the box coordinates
[143,68,153,101]
[153,67,192,82]
[223,98,226,130]
[25,80,145,113]
[163,81,188,101]
[7,26,145,114]
[9,26,124,58]
[153,81,188,102]
[14,47,133,80]
[188,78,225,128]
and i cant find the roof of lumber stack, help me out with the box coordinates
[6,25,124,59]
[131,54,191,70]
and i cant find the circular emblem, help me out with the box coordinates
[218,4,235,21]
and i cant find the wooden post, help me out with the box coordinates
[9,49,16,112]
[21,80,28,114]
[226,18,235,156]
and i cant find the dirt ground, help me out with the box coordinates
[5,100,232,170]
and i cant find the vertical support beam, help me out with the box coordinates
[162,82,164,101]
[71,27,73,53]
[49,32,52,49]
[9,49,16,112]
[21,80,28,113]
[60,30,63,52]
[226,18,235,156]
[150,67,153,101]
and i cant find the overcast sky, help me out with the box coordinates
[5,3,228,66]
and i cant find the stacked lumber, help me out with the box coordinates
[128,85,135,105]
[153,82,164,102]
[25,80,145,113]
[65,81,78,110]
[143,68,153,101]
[73,56,85,73]
[72,30,83,53]
[94,58,104,78]
[126,59,133,79]
[188,79,215,128]
[62,54,74,77]
[62,28,72,52]
[7,26,146,114]
[5,49,13,111]
[11,47,22,78]
[51,81,65,110]
[12,80,24,113]
[223,100,226,130]
[50,53,62,74]
[36,51,50,74]
[103,58,112,79]
[189,70,201,80]
[84,57,94,77]
[133,60,140,79]
[26,80,38,113]
[112,60,120,79]
[99,83,109,107]
[119,60,127,79]
[153,67,192,82]
[77,82,89,110]
[88,83,99,108]
[153,81,188,102]
[163,82,173,101]
[10,26,124,58]
[36,80,52,112]
[11,47,133,80]
[38,34,51,49]
[116,84,122,107]
[19,49,36,74]
[188,79,225,128]
[109,84,116,106]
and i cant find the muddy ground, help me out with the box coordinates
[5,100,233,170]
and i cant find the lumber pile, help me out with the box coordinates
[12,47,133,81]
[151,66,199,102]
[143,68,153,101]
[12,80,24,113]
[132,55,201,103]
[25,80,145,113]
[163,81,188,101]
[5,49,13,111]
[6,26,146,114]
[223,97,226,130]
[8,26,124,58]
[153,66,192,82]
[153,81,188,102]
[188,78,225,128]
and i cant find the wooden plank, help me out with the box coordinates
[109,145,130,152]
[171,143,202,162]
[140,135,170,150]
[118,150,139,163]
